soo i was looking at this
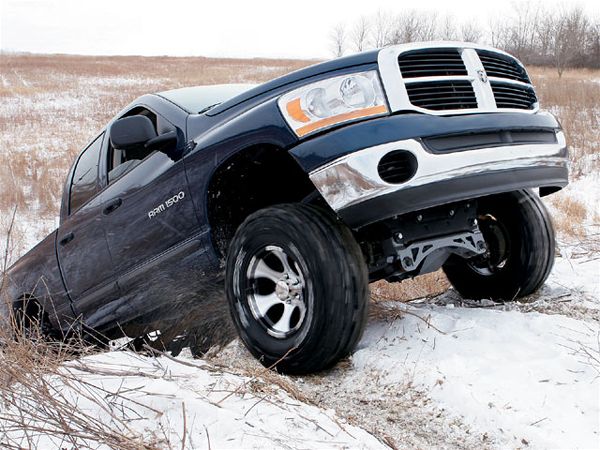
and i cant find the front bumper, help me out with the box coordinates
[309,133,568,228]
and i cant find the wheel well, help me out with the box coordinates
[207,145,319,256]
[13,295,41,317]
[12,295,44,329]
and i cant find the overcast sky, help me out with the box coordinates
[1,0,598,59]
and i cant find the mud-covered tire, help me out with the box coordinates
[443,189,555,301]
[225,203,369,374]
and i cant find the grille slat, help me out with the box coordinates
[400,55,466,61]
[400,60,466,65]
[399,49,467,78]
[405,80,477,111]
[400,64,466,72]
[482,66,524,79]
[408,95,477,102]
[478,60,523,74]
[477,51,530,83]
[407,88,475,94]
[491,84,534,94]
[491,90,534,101]
[491,81,537,109]
[400,60,466,63]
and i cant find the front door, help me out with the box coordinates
[101,109,203,329]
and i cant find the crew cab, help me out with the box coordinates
[3,42,568,373]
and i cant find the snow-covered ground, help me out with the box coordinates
[1,351,384,449]
[353,303,599,449]
[212,248,600,448]
[4,249,596,449]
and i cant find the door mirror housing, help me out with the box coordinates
[145,130,178,152]
[109,115,157,150]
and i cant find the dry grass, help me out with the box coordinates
[0,306,165,449]
[547,194,589,237]
[0,199,161,448]
[371,271,450,303]
[529,66,600,178]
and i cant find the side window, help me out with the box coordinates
[107,108,175,183]
[70,133,103,214]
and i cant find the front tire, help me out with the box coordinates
[225,203,369,374]
[443,189,555,301]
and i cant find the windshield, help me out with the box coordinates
[157,84,256,113]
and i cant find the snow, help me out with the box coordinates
[7,251,595,449]
[550,250,600,305]
[2,215,599,449]
[2,351,384,449]
[352,304,600,449]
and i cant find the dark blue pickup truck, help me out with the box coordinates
[3,42,568,373]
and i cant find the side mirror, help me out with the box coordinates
[109,115,157,150]
[145,130,178,152]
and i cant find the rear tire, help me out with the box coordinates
[225,203,369,374]
[443,189,555,301]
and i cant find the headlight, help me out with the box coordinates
[278,71,388,137]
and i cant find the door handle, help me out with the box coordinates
[59,232,75,246]
[103,198,123,215]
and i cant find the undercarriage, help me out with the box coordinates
[360,200,487,282]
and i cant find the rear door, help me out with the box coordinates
[56,133,120,325]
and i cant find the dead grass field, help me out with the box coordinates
[0,53,598,299]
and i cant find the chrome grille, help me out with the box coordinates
[398,49,467,78]
[477,50,530,83]
[405,80,477,111]
[491,81,537,110]
[385,44,538,115]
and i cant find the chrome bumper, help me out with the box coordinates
[309,132,568,223]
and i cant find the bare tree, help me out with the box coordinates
[329,3,599,70]
[460,22,483,43]
[438,15,458,41]
[588,20,600,68]
[330,23,347,57]
[504,1,541,60]
[417,12,439,41]
[351,16,370,52]
[545,6,590,76]
[390,10,439,44]
[489,16,508,48]
[536,12,556,59]
[371,10,393,48]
